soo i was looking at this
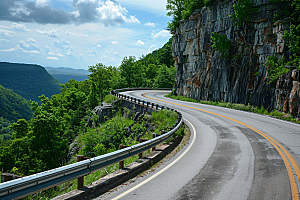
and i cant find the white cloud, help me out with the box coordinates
[47,56,59,60]
[0,29,15,37]
[54,38,73,55]
[88,47,97,56]
[48,51,55,55]
[148,44,157,53]
[17,38,41,54]
[97,44,101,47]
[36,0,49,8]
[151,30,171,40]
[37,28,60,38]
[95,0,140,26]
[126,16,140,24]
[111,41,118,45]
[11,23,30,31]
[134,40,144,46]
[104,49,114,54]
[57,53,64,57]
[0,48,16,52]
[144,22,155,27]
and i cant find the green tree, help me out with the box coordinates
[87,82,98,109]
[155,64,177,88]
[30,96,68,170]
[88,63,114,102]
[11,119,29,139]
[166,0,184,31]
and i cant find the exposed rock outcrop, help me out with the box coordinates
[172,0,300,117]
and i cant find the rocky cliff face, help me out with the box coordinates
[172,0,300,117]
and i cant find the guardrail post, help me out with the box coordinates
[147,102,149,107]
[156,104,159,110]
[119,145,128,169]
[137,99,140,104]
[152,133,156,151]
[77,155,85,189]
[76,155,91,189]
[1,173,13,182]
[139,139,148,159]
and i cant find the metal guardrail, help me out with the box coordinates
[0,88,182,200]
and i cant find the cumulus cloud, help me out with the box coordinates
[11,22,30,31]
[97,44,101,47]
[0,48,15,52]
[35,0,49,8]
[0,0,140,26]
[134,40,144,46]
[148,44,157,53]
[57,53,64,57]
[17,38,41,53]
[111,41,118,45]
[104,49,113,54]
[53,38,73,55]
[88,47,97,56]
[151,30,171,40]
[144,22,155,27]
[0,29,15,37]
[36,28,60,38]
[47,56,59,60]
[95,0,140,26]
[48,51,55,55]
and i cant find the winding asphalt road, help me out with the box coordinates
[95,90,300,200]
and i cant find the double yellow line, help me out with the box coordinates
[143,93,300,200]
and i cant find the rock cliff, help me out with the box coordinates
[172,0,300,117]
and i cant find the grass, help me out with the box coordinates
[166,94,300,124]
[104,94,117,103]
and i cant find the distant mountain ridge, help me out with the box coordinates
[0,62,62,103]
[45,66,89,84]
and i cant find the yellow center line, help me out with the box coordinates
[143,92,300,200]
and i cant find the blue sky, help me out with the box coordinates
[0,0,172,69]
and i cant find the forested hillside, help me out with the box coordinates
[0,84,32,122]
[0,62,62,102]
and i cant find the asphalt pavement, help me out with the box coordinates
[94,90,300,200]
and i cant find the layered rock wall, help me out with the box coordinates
[172,0,300,117]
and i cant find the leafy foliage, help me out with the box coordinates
[266,56,289,83]
[104,94,117,104]
[166,0,184,31]
[230,0,259,28]
[211,32,231,58]
[182,0,204,20]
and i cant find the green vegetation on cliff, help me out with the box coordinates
[0,62,62,103]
